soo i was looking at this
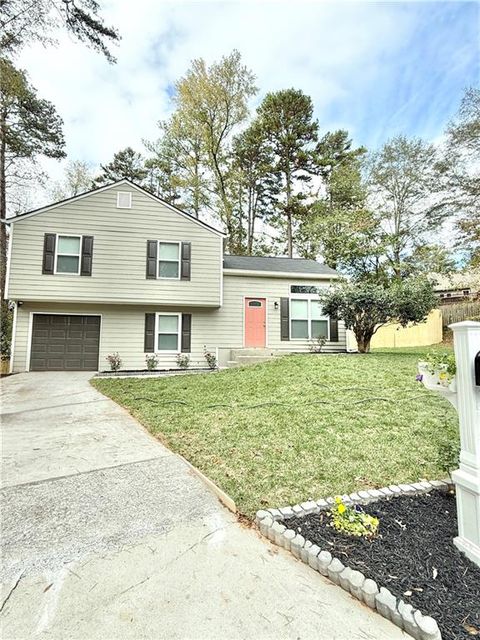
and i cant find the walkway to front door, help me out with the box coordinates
[244,297,266,347]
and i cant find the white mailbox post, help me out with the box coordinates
[450,321,480,567]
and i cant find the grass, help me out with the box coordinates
[91,345,458,518]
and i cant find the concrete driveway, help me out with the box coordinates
[1,372,407,640]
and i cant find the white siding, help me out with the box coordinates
[7,184,222,306]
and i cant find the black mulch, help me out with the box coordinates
[284,490,480,640]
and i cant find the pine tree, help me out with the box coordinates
[93,147,148,186]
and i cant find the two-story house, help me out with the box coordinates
[4,179,346,373]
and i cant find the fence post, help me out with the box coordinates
[450,320,480,567]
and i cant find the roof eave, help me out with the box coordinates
[223,268,339,279]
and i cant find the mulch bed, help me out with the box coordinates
[96,368,213,377]
[284,490,480,640]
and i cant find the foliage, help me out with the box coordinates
[329,497,379,538]
[437,439,460,478]
[256,88,318,257]
[366,135,442,278]
[203,346,217,370]
[106,352,122,372]
[172,50,257,251]
[436,87,480,267]
[308,335,326,353]
[50,160,93,200]
[93,147,148,186]
[0,0,119,62]
[231,119,280,254]
[0,301,13,359]
[176,353,190,369]
[320,278,437,353]
[0,57,65,301]
[425,350,456,379]
[145,353,159,371]
[92,346,458,517]
[144,114,209,216]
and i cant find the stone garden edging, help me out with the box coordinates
[256,480,451,640]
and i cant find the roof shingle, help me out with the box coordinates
[223,255,339,276]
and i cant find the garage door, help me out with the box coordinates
[30,315,100,371]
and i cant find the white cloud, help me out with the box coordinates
[17,0,473,203]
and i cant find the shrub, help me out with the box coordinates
[145,354,159,371]
[309,335,327,353]
[437,439,460,478]
[176,353,190,369]
[329,497,379,538]
[0,302,13,360]
[203,346,217,370]
[106,352,122,371]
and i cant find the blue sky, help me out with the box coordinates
[19,0,479,175]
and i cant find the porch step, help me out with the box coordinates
[230,348,279,360]
[227,349,282,369]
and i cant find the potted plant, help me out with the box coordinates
[418,351,456,392]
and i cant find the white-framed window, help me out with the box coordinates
[117,191,132,208]
[156,313,180,351]
[290,288,329,340]
[55,235,82,275]
[158,241,180,279]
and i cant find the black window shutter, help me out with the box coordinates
[146,240,157,279]
[42,233,56,274]
[144,313,155,352]
[280,298,289,341]
[181,314,191,352]
[329,317,339,342]
[181,242,191,281]
[80,236,94,276]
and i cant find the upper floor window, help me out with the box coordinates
[55,235,81,274]
[158,242,180,279]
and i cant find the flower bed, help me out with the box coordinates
[95,368,214,378]
[256,482,480,640]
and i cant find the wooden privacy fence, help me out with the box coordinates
[441,302,480,327]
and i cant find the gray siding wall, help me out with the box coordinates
[7,185,222,306]
[12,275,345,372]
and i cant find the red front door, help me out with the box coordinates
[244,298,266,348]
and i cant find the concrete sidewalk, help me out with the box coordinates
[1,372,408,639]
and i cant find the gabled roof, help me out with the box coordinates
[223,255,339,276]
[2,178,225,237]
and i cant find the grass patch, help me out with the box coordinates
[92,347,458,518]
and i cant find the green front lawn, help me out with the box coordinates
[92,347,458,517]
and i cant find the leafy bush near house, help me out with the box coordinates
[203,346,217,370]
[0,302,13,360]
[176,353,190,369]
[309,335,326,353]
[106,352,122,371]
[145,354,159,370]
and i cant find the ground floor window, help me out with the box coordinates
[156,313,180,351]
[290,298,329,340]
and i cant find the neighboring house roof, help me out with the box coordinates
[223,255,339,277]
[1,178,225,237]
[431,270,480,292]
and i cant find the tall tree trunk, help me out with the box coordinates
[0,109,7,303]
[286,170,293,258]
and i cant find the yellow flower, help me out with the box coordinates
[338,503,346,514]
[335,496,342,504]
